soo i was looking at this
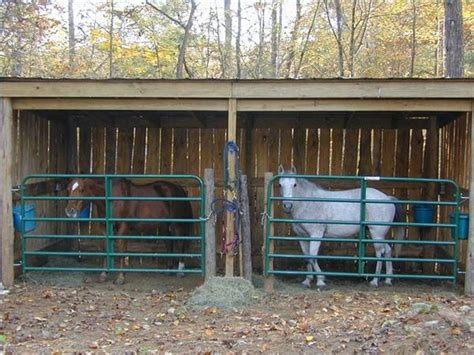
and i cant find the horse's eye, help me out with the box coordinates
[278,183,281,187]
[293,184,297,187]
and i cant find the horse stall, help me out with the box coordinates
[1,78,473,294]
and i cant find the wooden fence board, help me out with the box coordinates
[160,128,173,174]
[331,129,343,175]
[343,129,359,175]
[132,127,146,174]
[306,129,319,174]
[319,129,330,174]
[146,127,160,173]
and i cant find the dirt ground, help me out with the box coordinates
[0,271,473,354]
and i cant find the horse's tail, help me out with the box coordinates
[390,196,405,257]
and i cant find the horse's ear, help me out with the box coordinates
[278,164,284,174]
[291,164,297,174]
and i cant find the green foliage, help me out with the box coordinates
[0,0,470,78]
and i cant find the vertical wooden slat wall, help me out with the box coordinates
[11,113,471,272]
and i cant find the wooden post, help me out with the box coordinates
[263,172,274,293]
[240,175,253,282]
[422,116,439,275]
[0,98,14,287]
[204,168,216,281]
[466,103,474,295]
[225,99,237,277]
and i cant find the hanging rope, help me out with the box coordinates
[217,141,242,255]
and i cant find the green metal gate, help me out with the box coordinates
[19,174,206,275]
[264,175,463,282]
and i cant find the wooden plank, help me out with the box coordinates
[225,98,237,277]
[240,175,252,281]
[466,103,474,295]
[201,129,214,173]
[7,81,232,98]
[408,129,424,242]
[372,129,382,175]
[146,128,160,173]
[343,129,359,175]
[267,128,279,174]
[92,127,105,174]
[116,128,133,173]
[359,130,373,176]
[237,99,473,111]
[381,130,396,177]
[188,129,201,176]
[204,169,216,280]
[306,129,319,174]
[293,128,307,173]
[331,129,343,175]
[319,129,331,174]
[105,127,117,173]
[132,127,146,174]
[79,127,92,174]
[279,129,292,169]
[0,98,14,287]
[173,128,188,173]
[263,172,274,292]
[232,81,474,99]
[13,98,229,111]
[160,128,173,174]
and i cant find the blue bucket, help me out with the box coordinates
[413,205,434,224]
[78,203,92,219]
[450,213,469,240]
[13,205,37,232]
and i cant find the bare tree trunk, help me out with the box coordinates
[324,0,345,77]
[348,0,356,77]
[146,0,197,79]
[68,0,76,74]
[108,0,114,78]
[270,0,278,78]
[295,1,321,78]
[286,0,302,78]
[236,0,242,79]
[224,0,232,78]
[444,0,464,77]
[256,3,266,78]
[434,0,441,76]
[176,1,197,79]
[409,0,417,77]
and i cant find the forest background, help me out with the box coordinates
[0,0,471,79]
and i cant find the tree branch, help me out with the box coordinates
[145,0,185,29]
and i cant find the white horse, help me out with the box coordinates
[278,165,405,288]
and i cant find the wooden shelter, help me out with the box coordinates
[1,78,473,292]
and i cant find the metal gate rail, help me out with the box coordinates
[264,175,461,281]
[19,174,205,274]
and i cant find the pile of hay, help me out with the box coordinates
[187,277,260,309]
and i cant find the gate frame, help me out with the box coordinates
[263,173,463,288]
[19,173,207,275]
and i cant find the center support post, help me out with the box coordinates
[225,98,237,276]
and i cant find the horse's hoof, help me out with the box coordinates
[369,280,379,288]
[114,277,125,285]
[384,280,393,286]
[316,282,327,289]
[176,272,185,278]
[301,279,312,288]
[98,273,107,283]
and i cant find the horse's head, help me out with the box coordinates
[278,164,298,213]
[65,178,94,218]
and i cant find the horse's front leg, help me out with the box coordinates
[309,237,325,288]
[299,241,313,288]
[114,223,128,285]
[369,242,385,288]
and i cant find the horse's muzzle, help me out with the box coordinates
[283,202,293,213]
[65,207,78,218]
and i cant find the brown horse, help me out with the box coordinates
[65,178,194,284]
